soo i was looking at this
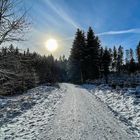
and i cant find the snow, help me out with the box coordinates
[83,84,140,137]
[0,86,56,126]
[0,85,65,139]
[0,83,139,139]
[47,84,137,139]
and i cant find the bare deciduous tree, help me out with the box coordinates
[0,0,29,93]
[0,0,29,45]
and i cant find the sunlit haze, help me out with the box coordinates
[45,39,58,52]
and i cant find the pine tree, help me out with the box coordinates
[0,45,40,95]
[127,48,136,74]
[58,55,68,82]
[125,49,130,64]
[85,27,100,80]
[117,46,123,73]
[99,47,104,77]
[102,48,111,83]
[112,46,117,71]
[108,48,113,70]
[136,42,140,66]
[15,47,19,55]
[130,48,134,61]
[68,29,86,83]
[9,44,14,53]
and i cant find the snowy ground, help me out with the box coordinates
[0,83,139,139]
[0,85,65,139]
[0,86,57,127]
[83,84,140,137]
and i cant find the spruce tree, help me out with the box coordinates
[85,27,100,80]
[109,48,113,70]
[112,46,117,71]
[117,46,123,73]
[57,55,68,82]
[68,29,86,83]
[102,48,111,83]
[129,57,136,74]
[129,48,136,74]
[125,49,130,64]
[130,48,134,61]
[136,42,140,66]
[99,47,104,77]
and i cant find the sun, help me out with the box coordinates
[45,38,58,52]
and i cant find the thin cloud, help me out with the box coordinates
[59,28,140,42]
[44,0,80,29]
[97,28,140,36]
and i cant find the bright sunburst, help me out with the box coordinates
[45,38,58,52]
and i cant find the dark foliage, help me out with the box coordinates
[1,27,140,94]
[102,48,111,83]
[85,27,100,80]
[68,29,86,83]
[0,45,67,95]
[68,27,101,83]
[68,27,140,84]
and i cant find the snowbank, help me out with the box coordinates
[0,86,56,126]
[0,85,65,139]
[83,84,140,137]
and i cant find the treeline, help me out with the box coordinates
[1,27,140,95]
[68,27,140,83]
[0,45,67,95]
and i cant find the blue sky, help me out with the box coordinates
[20,0,140,58]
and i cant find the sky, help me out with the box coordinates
[19,0,140,58]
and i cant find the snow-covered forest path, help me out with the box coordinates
[0,84,138,140]
[45,84,137,140]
